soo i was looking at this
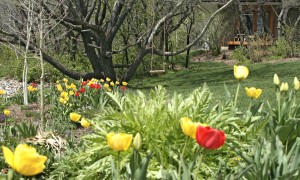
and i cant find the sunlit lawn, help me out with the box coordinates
[130,59,300,110]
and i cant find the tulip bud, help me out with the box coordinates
[273,73,280,85]
[133,133,142,150]
[294,77,300,91]
[280,82,289,92]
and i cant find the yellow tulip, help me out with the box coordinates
[69,112,81,122]
[110,82,114,86]
[116,81,120,85]
[0,89,5,95]
[122,82,128,86]
[106,133,133,151]
[180,117,207,139]
[273,73,280,85]
[63,78,68,83]
[56,84,63,92]
[69,91,74,96]
[234,65,249,81]
[245,87,262,99]
[2,144,47,176]
[60,91,68,99]
[294,77,300,91]
[100,79,105,83]
[59,98,67,104]
[27,86,37,92]
[104,83,109,88]
[70,83,77,90]
[106,77,111,82]
[80,118,90,128]
[280,82,289,92]
[3,109,10,116]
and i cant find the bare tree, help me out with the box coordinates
[0,0,235,82]
[277,0,300,37]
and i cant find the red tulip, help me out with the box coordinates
[75,91,80,97]
[95,84,101,89]
[31,83,37,87]
[80,88,85,93]
[81,81,88,86]
[89,84,95,88]
[196,126,226,150]
[121,86,126,91]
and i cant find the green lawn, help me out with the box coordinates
[130,59,300,110]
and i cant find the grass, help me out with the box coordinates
[130,59,300,110]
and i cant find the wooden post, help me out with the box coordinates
[269,7,275,37]
[253,9,258,33]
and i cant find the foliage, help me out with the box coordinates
[3,61,300,179]
[48,85,244,179]
[230,46,250,63]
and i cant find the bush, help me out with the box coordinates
[230,46,250,63]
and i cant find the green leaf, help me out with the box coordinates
[110,155,120,180]
[180,154,192,180]
[223,83,231,101]
[129,150,142,178]
[250,102,264,115]
[133,152,153,180]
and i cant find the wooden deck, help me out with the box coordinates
[227,40,272,50]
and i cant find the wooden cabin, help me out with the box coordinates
[225,0,282,49]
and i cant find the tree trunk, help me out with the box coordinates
[123,48,147,82]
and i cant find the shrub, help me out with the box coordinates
[230,46,250,63]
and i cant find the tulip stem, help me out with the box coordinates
[233,82,241,115]
[117,151,121,179]
[277,91,281,124]
[194,149,205,180]
[248,98,253,112]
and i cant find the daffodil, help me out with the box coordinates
[2,144,47,176]
[0,89,5,95]
[180,117,207,139]
[245,87,262,99]
[234,65,249,81]
[3,109,10,116]
[69,112,81,122]
[273,73,280,85]
[80,118,90,128]
[107,133,133,151]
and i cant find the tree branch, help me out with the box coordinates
[150,0,235,56]
[147,0,185,45]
